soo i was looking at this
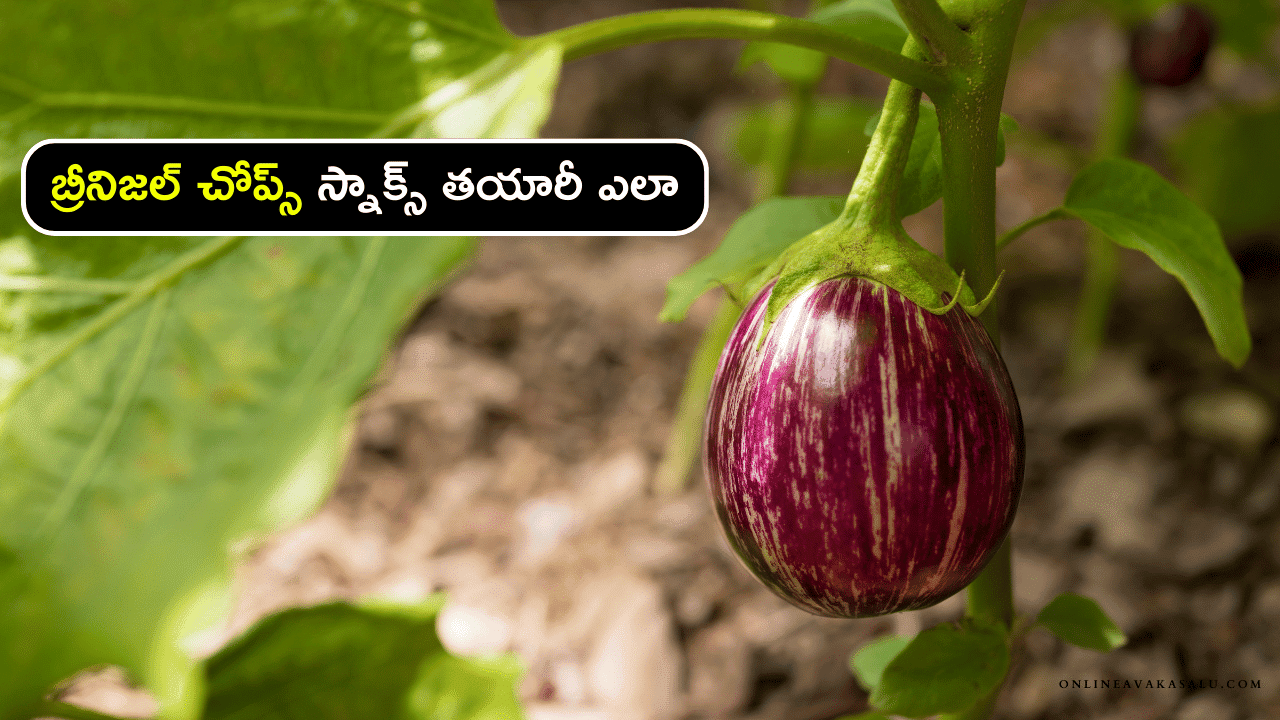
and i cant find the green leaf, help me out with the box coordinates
[871,620,1009,718]
[1036,593,1127,652]
[849,635,913,693]
[660,196,844,322]
[1170,102,1280,237]
[1060,157,1251,367]
[0,0,562,716]
[389,41,562,139]
[726,97,880,171]
[0,0,561,192]
[834,713,892,720]
[739,0,907,84]
[0,237,475,720]
[407,649,525,720]
[204,598,524,720]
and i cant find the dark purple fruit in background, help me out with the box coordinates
[704,277,1024,618]
[1129,4,1216,87]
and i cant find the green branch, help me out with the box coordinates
[541,9,952,95]
[996,207,1067,250]
[892,0,973,63]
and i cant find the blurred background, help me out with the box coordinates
[63,0,1280,718]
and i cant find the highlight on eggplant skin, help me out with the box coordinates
[703,277,1025,618]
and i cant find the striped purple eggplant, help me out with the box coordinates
[704,276,1024,618]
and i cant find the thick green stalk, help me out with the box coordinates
[543,9,951,95]
[1064,71,1140,382]
[891,0,973,63]
[926,2,1025,718]
[848,76,921,230]
[933,0,1025,339]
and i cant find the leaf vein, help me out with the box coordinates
[38,287,171,538]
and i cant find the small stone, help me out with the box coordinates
[1190,586,1240,624]
[1180,388,1275,454]
[1057,451,1165,558]
[584,574,682,720]
[1013,549,1067,613]
[1077,559,1141,632]
[359,405,403,451]
[1173,511,1251,576]
[579,451,649,517]
[654,495,704,533]
[1243,452,1280,519]
[436,601,514,656]
[516,496,582,567]
[1006,664,1058,719]
[1249,580,1280,619]
[686,624,752,716]
[730,592,803,646]
[550,661,590,706]
[623,535,687,571]
[1176,693,1236,720]
[674,569,727,629]
[1053,351,1161,429]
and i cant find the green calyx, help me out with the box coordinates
[745,212,1000,340]
[744,37,1000,340]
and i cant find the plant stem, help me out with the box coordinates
[892,0,973,63]
[849,76,921,229]
[934,0,1025,337]
[1064,70,1140,383]
[996,207,1067,250]
[929,2,1026,718]
[542,9,951,95]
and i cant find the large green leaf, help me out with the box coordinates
[660,196,844,322]
[1170,102,1280,237]
[0,237,474,720]
[0,0,560,196]
[0,1,560,718]
[203,598,523,720]
[849,635,913,694]
[1060,157,1250,367]
[1036,593,1127,653]
[870,620,1009,718]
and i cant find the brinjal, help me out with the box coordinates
[704,276,1024,618]
[1129,4,1216,87]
